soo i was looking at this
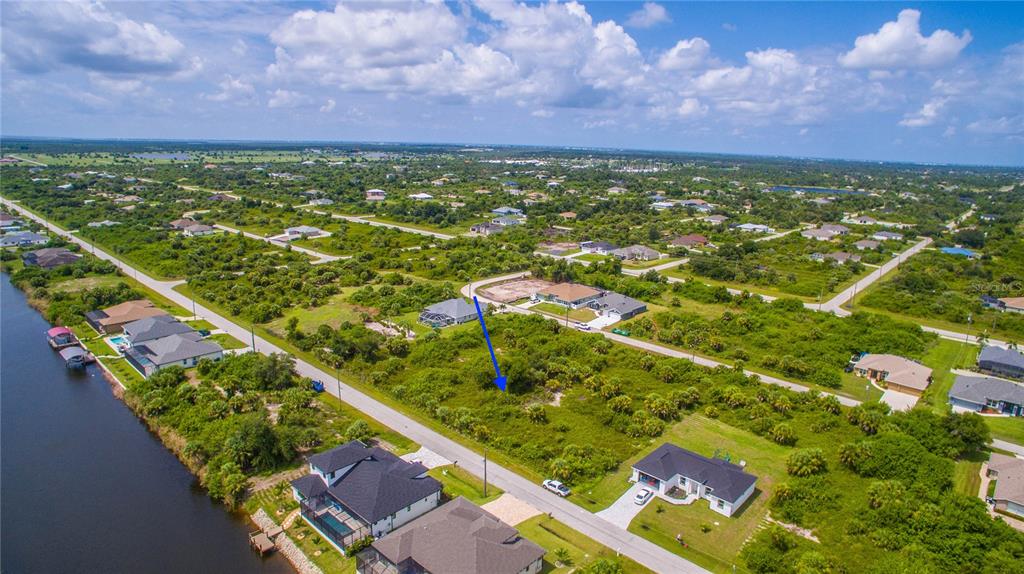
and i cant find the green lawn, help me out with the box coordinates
[516,515,654,574]
[532,302,596,322]
[49,274,124,293]
[185,319,218,331]
[265,289,365,334]
[207,333,247,350]
[575,253,609,263]
[623,415,789,574]
[622,257,682,270]
[917,339,979,414]
[428,464,504,505]
[953,460,982,497]
[986,417,1024,445]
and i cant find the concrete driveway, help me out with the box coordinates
[880,389,918,412]
[596,483,651,529]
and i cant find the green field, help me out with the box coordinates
[986,417,1024,445]
[918,339,980,413]
[953,460,983,497]
[532,302,596,322]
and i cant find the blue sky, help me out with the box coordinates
[2,1,1021,165]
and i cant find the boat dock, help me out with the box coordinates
[249,524,283,556]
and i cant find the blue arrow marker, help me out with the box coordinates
[473,296,506,391]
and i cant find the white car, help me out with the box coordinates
[634,487,654,505]
[542,479,571,497]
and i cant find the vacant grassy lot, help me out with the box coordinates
[623,416,787,573]
[516,514,654,574]
[918,339,980,413]
[207,333,247,350]
[265,289,365,335]
[532,302,596,322]
[954,460,983,497]
[986,417,1024,445]
[427,464,503,505]
[49,274,124,293]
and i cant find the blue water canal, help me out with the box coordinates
[1,274,293,574]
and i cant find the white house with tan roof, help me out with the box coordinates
[852,354,932,396]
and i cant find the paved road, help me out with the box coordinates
[7,155,49,167]
[621,258,688,275]
[212,223,344,264]
[993,440,1024,457]
[312,211,457,240]
[3,198,707,574]
[465,272,860,407]
[820,237,932,314]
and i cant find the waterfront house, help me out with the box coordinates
[123,315,195,345]
[183,224,216,237]
[365,189,386,201]
[978,346,1024,380]
[291,441,443,553]
[610,244,661,261]
[85,299,169,334]
[533,283,602,309]
[579,240,617,255]
[356,497,545,574]
[0,231,49,248]
[418,298,480,328]
[125,332,223,376]
[949,374,1024,417]
[852,354,932,396]
[22,247,80,269]
[588,292,647,321]
[986,454,1024,518]
[631,443,757,517]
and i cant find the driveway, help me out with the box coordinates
[595,483,650,529]
[880,389,918,412]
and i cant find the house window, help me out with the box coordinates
[406,505,411,512]
[717,499,725,509]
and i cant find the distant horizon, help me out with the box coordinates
[4,134,1023,171]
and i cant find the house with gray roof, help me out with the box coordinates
[579,240,617,255]
[492,206,524,217]
[357,497,545,574]
[22,247,80,269]
[418,298,480,328]
[949,374,1024,417]
[291,441,443,553]
[1,231,48,248]
[589,292,647,321]
[610,244,662,261]
[631,443,757,517]
[122,315,195,345]
[124,332,223,377]
[978,346,1024,380]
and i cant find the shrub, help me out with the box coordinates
[786,448,827,477]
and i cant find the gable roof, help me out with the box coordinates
[989,454,1024,505]
[308,440,376,474]
[633,444,756,504]
[123,315,194,344]
[93,300,167,327]
[979,346,1024,370]
[610,245,661,259]
[370,497,545,574]
[950,374,1024,406]
[671,234,708,247]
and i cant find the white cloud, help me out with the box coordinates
[319,98,336,113]
[203,74,255,103]
[839,9,971,69]
[531,109,554,118]
[899,98,947,127]
[657,38,711,71]
[1,0,189,74]
[232,39,248,57]
[676,98,708,118]
[966,116,1024,136]
[267,89,309,108]
[625,3,671,29]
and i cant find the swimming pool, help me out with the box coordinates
[318,513,352,536]
[109,336,128,347]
